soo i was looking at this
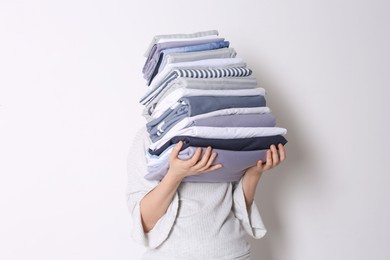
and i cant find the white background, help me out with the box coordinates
[1,0,389,259]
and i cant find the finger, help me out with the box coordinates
[257,160,264,170]
[202,163,223,173]
[270,144,279,167]
[188,147,203,166]
[278,143,286,162]
[199,151,218,171]
[193,146,212,170]
[170,141,183,160]
[263,149,273,171]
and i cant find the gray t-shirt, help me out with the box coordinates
[126,127,267,260]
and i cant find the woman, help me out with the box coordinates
[126,126,286,260]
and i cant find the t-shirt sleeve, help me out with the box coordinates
[232,178,267,239]
[125,127,179,249]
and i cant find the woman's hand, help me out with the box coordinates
[167,141,223,180]
[241,144,286,211]
[245,143,286,177]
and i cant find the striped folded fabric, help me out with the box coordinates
[138,30,288,183]
[139,66,252,105]
[176,67,252,78]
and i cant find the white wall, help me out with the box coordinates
[1,0,389,259]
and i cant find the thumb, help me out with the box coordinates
[170,141,183,160]
[257,160,264,169]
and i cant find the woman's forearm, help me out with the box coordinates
[140,171,183,233]
[241,171,262,212]
[241,144,285,212]
[139,143,221,233]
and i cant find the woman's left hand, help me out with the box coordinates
[245,143,286,177]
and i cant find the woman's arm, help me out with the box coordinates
[242,144,286,211]
[139,172,183,233]
[140,141,222,232]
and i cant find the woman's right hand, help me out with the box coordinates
[167,141,222,180]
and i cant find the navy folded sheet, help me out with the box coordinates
[148,135,288,156]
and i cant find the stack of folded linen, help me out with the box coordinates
[139,30,288,183]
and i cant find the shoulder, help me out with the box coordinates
[127,126,150,177]
[134,125,148,139]
[131,126,151,150]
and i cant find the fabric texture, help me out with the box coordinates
[151,87,265,120]
[143,76,258,118]
[140,63,250,105]
[145,40,231,85]
[126,127,267,259]
[148,125,287,151]
[144,30,219,57]
[146,95,267,143]
[150,112,276,142]
[160,47,237,72]
[145,146,269,182]
[149,134,288,156]
[190,113,277,128]
[142,57,246,104]
[148,107,271,142]
[143,37,225,76]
